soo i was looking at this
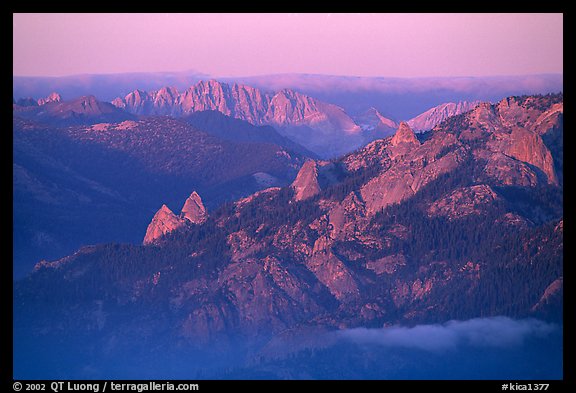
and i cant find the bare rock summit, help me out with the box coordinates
[291,161,321,201]
[143,204,184,245]
[37,92,62,106]
[181,191,208,224]
[143,192,209,244]
[391,122,420,147]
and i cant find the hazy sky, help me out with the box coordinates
[13,13,563,78]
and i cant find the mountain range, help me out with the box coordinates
[82,80,496,157]
[14,73,563,157]
[231,73,563,120]
[13,72,563,119]
[14,93,563,379]
[111,80,362,157]
[13,94,136,126]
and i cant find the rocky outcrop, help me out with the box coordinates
[342,138,392,171]
[216,259,297,333]
[495,212,531,228]
[267,89,323,127]
[531,277,563,312]
[470,97,559,185]
[350,95,561,215]
[143,205,183,245]
[144,191,209,244]
[533,103,563,136]
[326,192,367,241]
[291,161,321,201]
[476,150,539,187]
[555,218,563,233]
[366,254,407,275]
[305,251,359,301]
[181,191,208,224]
[428,185,499,219]
[504,127,557,184]
[227,230,264,263]
[391,122,420,147]
[360,130,464,214]
[154,86,180,112]
[37,92,62,106]
[15,93,63,108]
[496,96,563,135]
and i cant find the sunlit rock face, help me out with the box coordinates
[291,161,321,201]
[144,191,208,245]
[181,191,208,224]
[143,204,183,245]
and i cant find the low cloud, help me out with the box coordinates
[239,74,563,95]
[337,317,558,352]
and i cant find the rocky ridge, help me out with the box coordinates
[111,80,362,157]
[37,92,62,106]
[143,191,208,245]
[14,94,134,126]
[113,80,359,134]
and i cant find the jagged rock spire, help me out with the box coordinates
[291,161,321,201]
[143,192,209,245]
[37,92,62,106]
[181,191,208,224]
[143,204,183,245]
[391,122,420,146]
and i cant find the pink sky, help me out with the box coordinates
[13,13,563,78]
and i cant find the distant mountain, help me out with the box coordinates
[13,115,310,278]
[407,101,480,131]
[15,97,39,107]
[14,72,563,121]
[37,92,62,106]
[232,73,563,120]
[13,92,62,107]
[355,107,397,130]
[112,80,361,158]
[353,107,398,143]
[14,73,562,160]
[14,94,563,378]
[13,94,135,126]
[13,70,209,102]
